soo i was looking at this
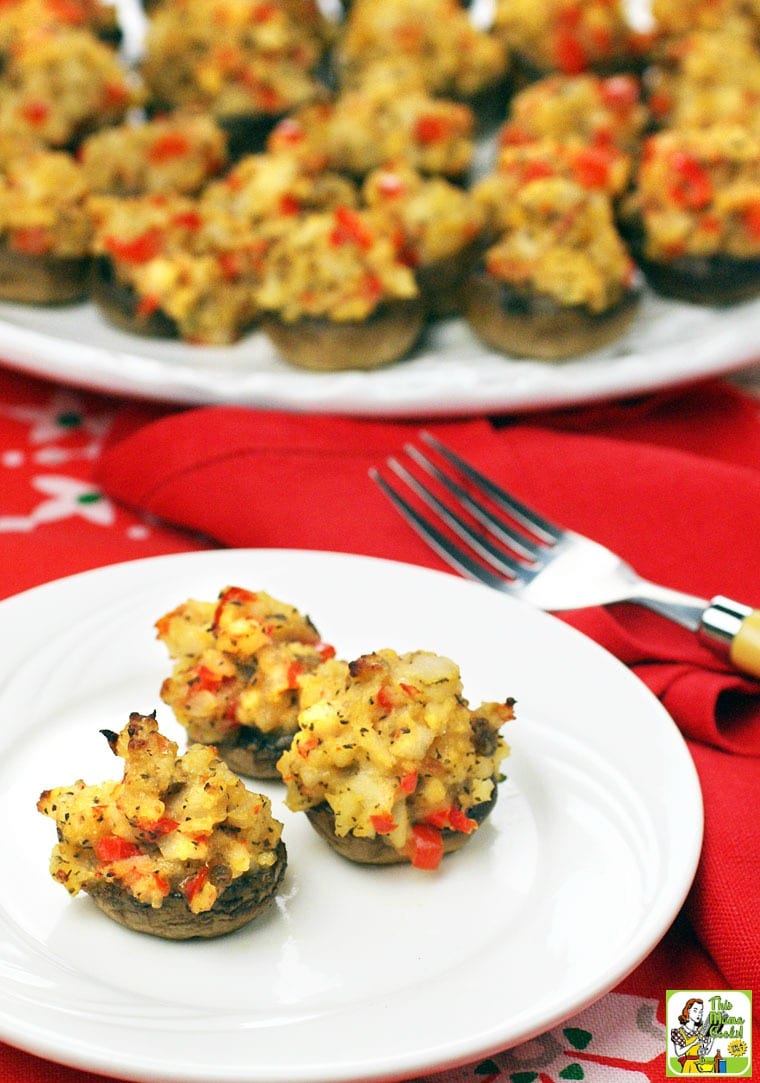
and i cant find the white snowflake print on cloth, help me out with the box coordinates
[0,390,118,534]
[0,390,113,465]
[416,993,665,1083]
[0,475,115,533]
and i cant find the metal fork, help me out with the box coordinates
[370,431,760,679]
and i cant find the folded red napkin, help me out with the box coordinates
[94,379,760,1010]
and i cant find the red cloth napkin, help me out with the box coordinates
[94,379,760,1009]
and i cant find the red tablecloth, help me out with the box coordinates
[0,365,757,1083]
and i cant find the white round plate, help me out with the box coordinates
[0,549,702,1083]
[1,290,759,416]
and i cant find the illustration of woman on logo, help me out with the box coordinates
[670,998,715,1072]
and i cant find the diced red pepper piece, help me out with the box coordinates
[95,835,141,863]
[153,873,171,897]
[223,696,241,725]
[667,152,713,210]
[221,586,258,605]
[414,114,452,145]
[137,816,179,839]
[10,226,52,255]
[393,228,419,268]
[423,803,478,833]
[599,75,639,113]
[217,251,242,280]
[406,824,444,870]
[398,771,418,795]
[423,808,451,829]
[104,229,163,264]
[136,294,161,318]
[148,132,191,163]
[521,160,555,184]
[278,192,301,216]
[376,684,395,711]
[589,24,612,53]
[647,90,674,119]
[360,272,383,304]
[225,172,244,192]
[172,210,203,231]
[286,659,305,689]
[297,733,319,759]
[447,804,478,834]
[370,812,397,835]
[743,202,760,241]
[46,0,88,24]
[571,145,614,189]
[399,682,419,697]
[700,212,722,234]
[251,2,277,21]
[553,29,588,74]
[102,81,128,109]
[330,207,374,250]
[499,124,533,148]
[182,865,209,903]
[19,100,50,127]
[213,586,257,628]
[316,642,336,661]
[192,664,227,692]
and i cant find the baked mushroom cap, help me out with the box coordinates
[37,712,288,939]
[216,726,297,780]
[463,267,641,360]
[86,839,287,939]
[278,649,513,870]
[305,790,498,866]
[0,240,90,305]
[90,255,179,337]
[619,220,760,304]
[261,297,425,371]
[632,251,760,305]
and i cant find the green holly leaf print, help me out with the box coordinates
[57,411,82,430]
[563,1028,593,1051]
[559,1064,585,1080]
[509,1074,538,1083]
[475,1060,501,1075]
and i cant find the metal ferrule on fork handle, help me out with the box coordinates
[700,597,760,678]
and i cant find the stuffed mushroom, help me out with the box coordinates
[277,648,514,870]
[619,124,760,304]
[37,711,287,939]
[256,206,425,370]
[141,0,329,160]
[156,585,336,778]
[362,163,486,318]
[464,176,641,360]
[87,193,265,344]
[0,150,93,304]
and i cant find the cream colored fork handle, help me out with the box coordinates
[700,597,760,679]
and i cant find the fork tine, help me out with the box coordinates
[404,443,546,561]
[419,431,563,544]
[386,457,528,576]
[369,467,511,591]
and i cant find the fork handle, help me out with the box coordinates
[700,596,760,679]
